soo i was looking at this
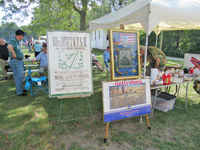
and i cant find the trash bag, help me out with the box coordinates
[24,76,31,90]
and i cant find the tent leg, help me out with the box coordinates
[143,34,149,78]
[155,35,158,47]
[159,30,163,51]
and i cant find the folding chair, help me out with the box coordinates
[27,68,49,96]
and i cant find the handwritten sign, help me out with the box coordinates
[47,30,93,97]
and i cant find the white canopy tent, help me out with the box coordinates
[89,0,200,35]
[89,0,200,76]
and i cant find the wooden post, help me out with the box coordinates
[145,114,151,130]
[120,24,125,30]
[104,122,109,143]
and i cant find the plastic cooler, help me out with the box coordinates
[151,90,176,112]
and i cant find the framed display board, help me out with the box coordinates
[47,30,93,97]
[109,29,141,80]
[102,78,151,123]
[184,53,200,75]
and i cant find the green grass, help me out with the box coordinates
[0,48,200,149]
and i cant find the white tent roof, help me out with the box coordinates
[89,0,200,35]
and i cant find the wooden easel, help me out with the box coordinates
[53,95,98,147]
[104,24,151,143]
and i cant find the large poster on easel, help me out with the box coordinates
[47,30,93,97]
[102,78,151,122]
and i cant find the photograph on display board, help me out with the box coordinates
[47,30,93,97]
[184,53,200,75]
[102,78,151,123]
[110,84,146,109]
[109,29,141,80]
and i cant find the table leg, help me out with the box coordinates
[174,83,188,111]
[177,84,180,97]
[149,89,158,119]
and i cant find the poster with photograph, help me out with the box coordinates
[102,78,151,123]
[47,30,93,97]
[184,53,200,75]
[109,29,141,80]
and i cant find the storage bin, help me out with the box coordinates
[151,90,176,112]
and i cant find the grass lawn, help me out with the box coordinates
[0,48,200,150]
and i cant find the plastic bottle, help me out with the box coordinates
[162,74,171,85]
[179,67,184,78]
[174,69,179,78]
[171,68,175,77]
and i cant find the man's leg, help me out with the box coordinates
[9,59,24,95]
[104,59,109,68]
[39,66,45,76]
[0,58,7,78]
[44,66,48,72]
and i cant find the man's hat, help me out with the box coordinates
[15,30,25,36]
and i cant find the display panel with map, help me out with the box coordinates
[102,78,151,123]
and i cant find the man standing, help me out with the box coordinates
[140,46,167,76]
[27,40,32,52]
[32,44,48,76]
[7,30,27,96]
[0,38,9,79]
[103,46,110,68]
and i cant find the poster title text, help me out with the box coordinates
[53,36,87,49]
[115,80,142,86]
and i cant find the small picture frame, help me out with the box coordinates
[118,48,133,68]
[109,29,141,80]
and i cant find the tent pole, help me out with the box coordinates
[159,30,163,50]
[155,35,158,47]
[155,25,159,48]
[143,34,149,78]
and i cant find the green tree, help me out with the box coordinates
[29,1,79,36]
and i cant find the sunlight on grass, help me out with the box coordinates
[5,105,35,119]
[8,87,16,92]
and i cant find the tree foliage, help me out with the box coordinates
[29,0,80,36]
[140,30,200,57]
[0,22,37,41]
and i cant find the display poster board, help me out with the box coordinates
[184,53,200,75]
[102,78,151,123]
[47,30,93,97]
[109,29,141,80]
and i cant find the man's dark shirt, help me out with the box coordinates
[0,43,9,60]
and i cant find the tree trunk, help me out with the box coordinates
[80,10,86,31]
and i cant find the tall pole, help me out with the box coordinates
[143,34,149,78]
[155,35,158,47]
[159,30,163,51]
